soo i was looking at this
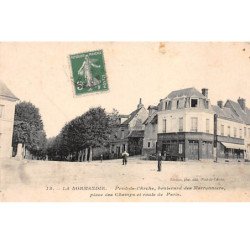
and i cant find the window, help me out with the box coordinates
[179,117,183,132]
[176,100,180,109]
[191,98,198,108]
[164,102,167,110]
[239,128,242,139]
[163,119,167,133]
[191,117,198,132]
[148,142,151,148]
[178,144,183,154]
[227,126,231,137]
[234,127,237,138]
[0,105,4,118]
[206,119,210,133]
[221,125,224,136]
[165,101,170,110]
[121,130,124,139]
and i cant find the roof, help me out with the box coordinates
[212,105,243,123]
[166,87,206,100]
[119,114,129,118]
[144,111,157,125]
[225,100,250,125]
[147,105,158,110]
[121,108,142,125]
[128,130,144,138]
[0,80,19,101]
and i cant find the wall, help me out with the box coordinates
[217,118,244,138]
[158,108,214,134]
[143,122,157,156]
[128,107,148,131]
[0,97,16,158]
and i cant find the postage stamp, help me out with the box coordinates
[69,50,108,96]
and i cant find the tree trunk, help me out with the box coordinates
[78,151,81,162]
[21,144,25,159]
[81,150,84,162]
[84,148,88,161]
[23,144,26,159]
[89,146,93,161]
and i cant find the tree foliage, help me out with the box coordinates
[12,101,47,156]
[47,107,116,161]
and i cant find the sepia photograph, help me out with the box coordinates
[0,42,250,201]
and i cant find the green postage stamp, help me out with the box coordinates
[69,50,109,96]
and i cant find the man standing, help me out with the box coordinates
[157,152,162,172]
[122,150,129,165]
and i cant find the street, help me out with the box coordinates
[1,157,250,201]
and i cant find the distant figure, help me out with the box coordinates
[157,152,162,172]
[122,150,129,165]
[100,154,103,162]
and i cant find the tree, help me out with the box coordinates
[47,107,113,162]
[80,107,111,160]
[12,101,47,158]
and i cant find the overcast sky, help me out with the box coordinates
[1,42,250,138]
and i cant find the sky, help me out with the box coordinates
[0,42,250,138]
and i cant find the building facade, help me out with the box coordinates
[142,105,158,157]
[212,102,245,160]
[224,99,250,160]
[109,98,148,158]
[0,81,19,158]
[157,88,214,161]
[142,87,250,161]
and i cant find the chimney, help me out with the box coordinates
[137,98,144,109]
[202,88,208,98]
[238,97,246,111]
[217,100,223,109]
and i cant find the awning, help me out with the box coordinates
[221,142,245,150]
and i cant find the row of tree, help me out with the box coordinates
[12,101,119,161]
[47,107,119,161]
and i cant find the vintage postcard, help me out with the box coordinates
[0,42,250,201]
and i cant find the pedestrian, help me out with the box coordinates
[157,152,162,172]
[122,150,129,165]
[100,154,103,162]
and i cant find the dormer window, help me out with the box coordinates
[165,101,168,110]
[191,98,198,108]
[176,100,180,109]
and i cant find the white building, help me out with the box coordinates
[224,98,250,160]
[157,87,214,160]
[0,81,19,158]
[144,87,248,161]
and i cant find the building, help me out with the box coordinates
[224,98,250,160]
[0,81,19,158]
[109,98,148,157]
[212,101,246,160]
[157,87,214,161]
[142,105,158,157]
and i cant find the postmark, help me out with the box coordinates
[69,50,108,96]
